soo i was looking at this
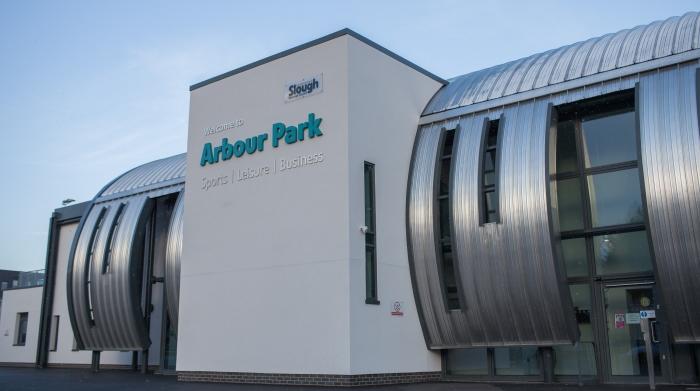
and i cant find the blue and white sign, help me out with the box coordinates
[640,310,656,319]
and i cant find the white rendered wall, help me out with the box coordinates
[346,37,442,374]
[48,223,131,366]
[0,286,42,364]
[179,36,351,374]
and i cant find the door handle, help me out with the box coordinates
[650,320,660,343]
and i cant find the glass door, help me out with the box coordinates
[601,283,670,383]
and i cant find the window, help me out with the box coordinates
[445,347,543,377]
[552,90,645,377]
[555,90,650,277]
[553,285,597,376]
[86,207,108,325]
[49,315,59,351]
[494,347,541,375]
[480,118,501,224]
[436,128,461,310]
[14,312,28,346]
[364,162,378,305]
[103,203,126,273]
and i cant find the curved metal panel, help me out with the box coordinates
[165,191,184,330]
[636,21,664,63]
[68,205,108,349]
[423,12,700,115]
[407,102,578,348]
[406,124,448,347]
[68,195,154,351]
[639,63,700,343]
[99,153,186,198]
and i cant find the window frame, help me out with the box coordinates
[14,312,28,346]
[363,161,379,305]
[85,207,108,326]
[442,346,545,381]
[554,90,651,281]
[434,126,464,311]
[49,315,59,352]
[478,116,504,225]
[103,203,126,274]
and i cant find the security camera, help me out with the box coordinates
[360,225,369,234]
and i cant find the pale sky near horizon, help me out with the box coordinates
[0,0,697,271]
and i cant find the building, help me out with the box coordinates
[1,11,700,387]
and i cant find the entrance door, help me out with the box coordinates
[601,283,670,383]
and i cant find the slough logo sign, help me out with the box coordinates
[200,113,323,167]
[285,74,323,102]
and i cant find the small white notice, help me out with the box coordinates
[626,313,641,324]
[640,310,656,319]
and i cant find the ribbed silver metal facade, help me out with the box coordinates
[639,63,700,343]
[424,12,700,116]
[67,155,185,351]
[409,13,700,348]
[69,195,152,350]
[165,191,184,330]
[407,102,578,348]
[99,153,186,198]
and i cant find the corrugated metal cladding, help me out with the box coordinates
[68,154,185,350]
[165,191,184,330]
[639,63,700,343]
[423,12,700,115]
[407,102,577,348]
[98,153,186,198]
[409,12,700,348]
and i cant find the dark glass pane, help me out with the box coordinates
[365,232,375,246]
[439,186,459,309]
[487,122,499,147]
[562,238,587,277]
[163,315,178,370]
[483,149,496,172]
[440,158,451,195]
[364,164,374,228]
[494,347,541,375]
[484,171,495,187]
[570,284,593,342]
[443,129,455,152]
[594,231,652,275]
[365,247,376,299]
[442,251,459,310]
[587,168,644,227]
[581,110,637,167]
[485,191,496,211]
[554,284,598,376]
[553,343,597,376]
[557,178,584,231]
[487,211,497,223]
[446,348,488,375]
[556,120,578,174]
[439,198,451,236]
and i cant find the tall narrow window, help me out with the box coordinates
[480,118,501,224]
[85,207,107,325]
[103,203,126,273]
[437,128,461,310]
[14,312,28,346]
[364,162,379,304]
[49,315,59,351]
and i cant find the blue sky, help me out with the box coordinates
[0,1,697,271]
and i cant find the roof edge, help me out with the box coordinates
[189,28,447,91]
